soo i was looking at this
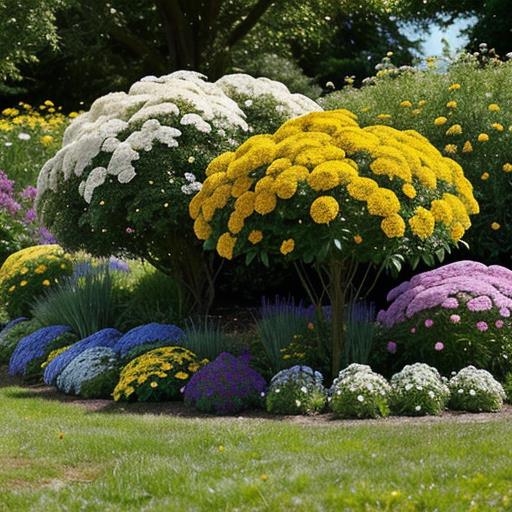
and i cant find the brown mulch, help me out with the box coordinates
[2,368,511,427]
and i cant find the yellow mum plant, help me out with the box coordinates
[0,245,73,318]
[190,110,479,373]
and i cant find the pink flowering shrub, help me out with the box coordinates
[376,261,512,377]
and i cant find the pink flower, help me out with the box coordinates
[424,319,434,328]
[450,314,461,324]
[499,307,510,318]
[410,327,416,334]
[125,227,135,234]
[495,320,504,329]
[476,321,489,332]
[434,342,445,351]
[387,341,397,354]
[442,297,459,309]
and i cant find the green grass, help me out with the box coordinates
[0,386,511,511]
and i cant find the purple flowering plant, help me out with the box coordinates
[184,352,267,415]
[376,261,512,377]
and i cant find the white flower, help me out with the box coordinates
[405,383,413,391]
[458,388,464,394]
[300,386,308,393]
[4,142,12,147]
[244,99,253,107]
[415,405,422,412]
[18,132,31,140]
[275,388,280,393]
[260,392,265,397]
[469,389,476,396]
[295,400,301,407]
[184,172,196,182]
[187,156,195,164]
[357,395,364,402]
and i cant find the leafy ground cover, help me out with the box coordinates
[1,375,511,511]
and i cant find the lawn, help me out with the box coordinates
[1,385,511,511]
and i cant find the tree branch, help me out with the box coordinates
[226,0,276,47]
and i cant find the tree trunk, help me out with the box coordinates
[329,259,347,377]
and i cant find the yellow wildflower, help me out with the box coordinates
[20,280,28,287]
[68,111,79,119]
[34,264,47,274]
[347,177,379,201]
[377,113,392,121]
[488,103,500,112]
[481,172,490,181]
[430,199,453,225]
[409,207,435,239]
[491,122,504,132]
[462,141,473,153]
[39,135,54,145]
[307,165,339,191]
[446,124,462,136]
[402,183,417,199]
[434,116,448,126]
[280,239,295,255]
[150,381,158,388]
[367,188,400,217]
[310,196,340,224]
[477,133,489,142]
[175,372,189,380]
[503,163,512,173]
[254,190,277,215]
[381,214,406,238]
[446,100,457,109]
[216,233,237,260]
[491,222,501,231]
[400,101,412,108]
[448,83,461,91]
[8,285,15,293]
[248,230,263,244]
[450,222,465,241]
[444,144,457,154]
[418,100,427,107]
[42,279,51,286]
[353,234,363,244]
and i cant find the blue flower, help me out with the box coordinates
[9,325,72,377]
[44,328,121,385]
[113,323,184,357]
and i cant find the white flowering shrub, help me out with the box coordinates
[390,363,450,416]
[56,346,119,398]
[265,365,327,415]
[329,364,391,419]
[36,71,320,308]
[448,366,506,412]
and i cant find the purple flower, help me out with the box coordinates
[434,342,445,351]
[499,307,511,318]
[126,227,135,234]
[467,296,493,312]
[450,314,461,324]
[387,341,397,354]
[476,321,489,332]
[24,208,37,223]
[425,319,434,328]
[496,320,504,329]
[442,298,459,309]
[20,186,37,201]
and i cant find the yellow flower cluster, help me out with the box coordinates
[190,110,478,259]
[113,346,207,401]
[41,345,72,369]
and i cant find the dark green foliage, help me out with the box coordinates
[0,319,42,364]
[80,367,120,399]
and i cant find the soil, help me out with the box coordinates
[2,366,511,427]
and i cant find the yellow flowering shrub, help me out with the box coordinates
[321,52,512,261]
[0,245,73,317]
[191,110,478,268]
[113,346,207,402]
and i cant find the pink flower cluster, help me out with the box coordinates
[377,261,512,328]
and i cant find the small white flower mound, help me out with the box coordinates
[390,363,450,416]
[329,364,391,419]
[449,366,506,412]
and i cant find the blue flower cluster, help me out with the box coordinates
[184,352,266,415]
[44,328,121,385]
[9,325,71,377]
[113,323,184,357]
[270,365,324,387]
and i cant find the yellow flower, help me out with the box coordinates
[367,188,400,217]
[491,122,504,132]
[488,103,500,112]
[503,163,512,173]
[248,230,263,244]
[401,183,417,199]
[491,222,501,231]
[448,83,461,91]
[280,239,295,255]
[381,214,405,238]
[34,264,47,274]
[216,233,237,260]
[20,267,29,275]
[411,108,422,116]
[307,166,339,191]
[434,116,448,126]
[310,196,340,224]
[418,100,427,107]
[8,285,15,293]
[446,100,457,109]
[150,381,158,388]
[227,211,245,234]
[446,124,462,136]
[175,371,189,380]
[377,113,392,120]
[193,215,212,240]
[39,135,54,145]
[400,100,412,108]
[430,199,453,225]
[254,190,277,215]
[347,177,379,201]
[44,100,54,107]
[409,207,435,239]
[20,280,28,287]
[68,111,79,119]
[481,172,490,181]
[444,144,457,154]
[42,279,51,286]
[477,133,489,142]
[450,222,465,241]
[353,234,363,244]
[462,141,473,153]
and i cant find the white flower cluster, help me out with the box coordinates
[56,347,118,395]
[390,363,450,416]
[216,73,322,119]
[181,172,202,195]
[37,70,321,209]
[448,366,506,412]
[329,364,391,419]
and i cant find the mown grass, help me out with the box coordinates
[0,386,511,511]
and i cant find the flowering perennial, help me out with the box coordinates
[329,364,391,419]
[44,328,121,385]
[184,352,266,415]
[448,366,506,412]
[265,365,327,415]
[190,110,478,263]
[113,346,207,402]
[390,363,449,416]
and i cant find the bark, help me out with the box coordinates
[329,259,348,376]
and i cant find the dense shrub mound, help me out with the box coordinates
[377,260,512,377]
[184,352,266,415]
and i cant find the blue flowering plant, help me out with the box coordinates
[265,365,327,415]
[184,352,266,415]
[390,363,450,416]
[114,322,185,359]
[376,261,512,378]
[448,366,506,413]
[44,328,121,385]
[8,325,77,382]
[329,364,391,419]
[0,317,32,363]
[56,347,120,398]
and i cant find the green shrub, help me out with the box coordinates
[321,52,512,262]
[504,373,512,403]
[181,318,233,361]
[0,319,42,364]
